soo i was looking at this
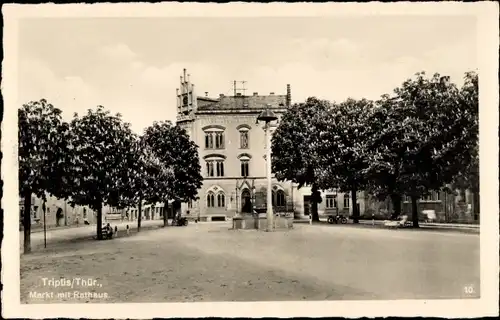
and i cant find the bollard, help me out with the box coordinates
[309,214,312,225]
[372,213,375,226]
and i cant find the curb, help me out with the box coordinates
[294,219,479,233]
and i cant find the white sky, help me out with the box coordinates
[18,15,477,133]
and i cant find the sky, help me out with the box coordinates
[18,15,478,133]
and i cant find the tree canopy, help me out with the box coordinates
[18,99,71,252]
[271,97,331,221]
[318,98,374,222]
[272,71,479,226]
[68,106,138,238]
[142,121,203,203]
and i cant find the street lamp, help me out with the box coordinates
[257,105,278,232]
[251,185,256,215]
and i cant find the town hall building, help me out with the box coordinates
[175,69,294,221]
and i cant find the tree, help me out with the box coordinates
[366,71,478,227]
[364,94,407,219]
[318,98,373,223]
[271,97,331,222]
[449,71,479,214]
[68,106,138,239]
[142,121,202,226]
[18,99,71,253]
[122,136,175,230]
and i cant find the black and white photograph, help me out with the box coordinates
[2,2,498,318]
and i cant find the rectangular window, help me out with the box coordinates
[205,133,214,149]
[421,194,432,201]
[240,160,249,177]
[326,195,337,208]
[343,194,350,208]
[214,132,224,149]
[206,161,214,177]
[240,131,249,149]
[216,161,224,177]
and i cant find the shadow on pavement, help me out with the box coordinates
[23,224,167,253]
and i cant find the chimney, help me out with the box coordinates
[253,92,258,96]
[269,92,275,95]
[183,68,187,84]
[286,84,291,107]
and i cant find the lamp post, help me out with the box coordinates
[257,105,278,232]
[251,185,256,215]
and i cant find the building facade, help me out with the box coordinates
[20,193,98,229]
[175,69,294,221]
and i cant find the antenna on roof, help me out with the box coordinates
[233,80,247,96]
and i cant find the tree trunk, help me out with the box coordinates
[23,190,32,254]
[137,196,142,232]
[410,195,419,228]
[96,201,103,240]
[351,187,359,223]
[472,191,480,221]
[390,194,402,219]
[163,202,168,227]
[311,184,320,222]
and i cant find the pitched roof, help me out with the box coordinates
[197,94,287,111]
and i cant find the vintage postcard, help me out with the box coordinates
[2,2,499,318]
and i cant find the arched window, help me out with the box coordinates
[217,193,226,208]
[204,155,225,177]
[206,192,215,208]
[276,190,285,207]
[240,131,249,149]
[236,125,251,149]
[240,160,249,177]
[203,126,226,150]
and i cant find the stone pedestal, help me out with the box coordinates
[232,215,293,231]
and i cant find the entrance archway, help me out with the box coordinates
[241,189,252,213]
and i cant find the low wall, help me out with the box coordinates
[232,215,293,231]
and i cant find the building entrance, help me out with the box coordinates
[241,189,252,213]
[303,195,311,217]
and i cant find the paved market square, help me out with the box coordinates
[20,222,480,303]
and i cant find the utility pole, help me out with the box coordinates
[43,200,47,248]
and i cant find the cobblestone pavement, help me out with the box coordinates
[20,222,480,303]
